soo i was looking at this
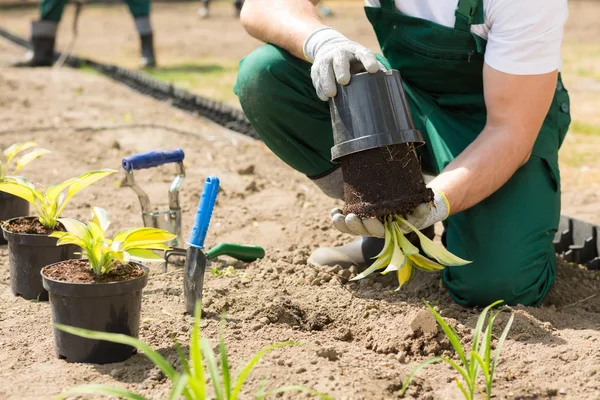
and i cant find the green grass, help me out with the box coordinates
[570,120,600,137]
[143,60,240,105]
[400,300,514,400]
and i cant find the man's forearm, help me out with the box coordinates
[428,65,557,216]
[240,0,326,60]
[428,125,532,215]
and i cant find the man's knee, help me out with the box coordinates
[235,44,301,113]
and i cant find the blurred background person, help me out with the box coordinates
[11,0,157,68]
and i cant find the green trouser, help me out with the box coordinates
[234,0,571,307]
[41,0,150,22]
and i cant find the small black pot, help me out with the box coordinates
[2,217,79,301]
[0,192,29,245]
[42,262,149,364]
[329,69,424,161]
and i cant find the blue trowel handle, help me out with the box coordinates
[188,176,220,249]
[122,149,185,171]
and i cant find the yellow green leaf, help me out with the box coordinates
[350,251,392,281]
[382,227,406,274]
[3,142,38,165]
[55,169,117,218]
[373,220,393,259]
[115,228,177,251]
[395,224,419,256]
[59,218,91,242]
[0,181,43,205]
[126,249,164,261]
[397,217,471,267]
[14,148,51,173]
[91,207,110,232]
[409,253,445,271]
[395,259,414,290]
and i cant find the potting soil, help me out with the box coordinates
[42,259,145,284]
[341,143,433,218]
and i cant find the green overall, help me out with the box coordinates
[41,0,150,22]
[234,0,571,307]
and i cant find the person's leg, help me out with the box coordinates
[124,0,156,67]
[441,156,560,307]
[11,0,64,67]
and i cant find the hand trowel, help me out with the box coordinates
[184,176,265,315]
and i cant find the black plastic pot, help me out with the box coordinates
[2,217,79,301]
[0,192,29,245]
[41,262,149,364]
[329,69,424,162]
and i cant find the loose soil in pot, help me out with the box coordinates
[42,259,145,284]
[2,217,66,235]
[341,143,433,218]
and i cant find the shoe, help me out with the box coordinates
[307,225,436,269]
[139,33,156,68]
[11,21,56,67]
[198,4,209,18]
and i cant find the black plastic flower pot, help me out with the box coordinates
[2,217,79,301]
[41,261,149,365]
[0,192,29,246]
[329,69,433,218]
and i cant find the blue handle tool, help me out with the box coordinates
[122,149,185,171]
[188,176,220,249]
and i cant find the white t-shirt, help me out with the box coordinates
[364,0,568,75]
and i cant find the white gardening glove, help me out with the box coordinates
[303,27,381,101]
[331,188,450,238]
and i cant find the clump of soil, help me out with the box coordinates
[3,217,66,235]
[341,143,433,218]
[42,260,145,284]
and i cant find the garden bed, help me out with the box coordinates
[2,3,600,397]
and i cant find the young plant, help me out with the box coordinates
[50,207,176,275]
[0,169,116,230]
[351,215,471,290]
[55,302,334,400]
[400,300,515,400]
[0,141,51,180]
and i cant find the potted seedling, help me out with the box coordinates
[330,70,470,288]
[0,169,116,300]
[0,141,51,245]
[42,206,176,364]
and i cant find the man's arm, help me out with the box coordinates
[428,64,558,215]
[240,0,326,60]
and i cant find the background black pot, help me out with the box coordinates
[42,262,149,364]
[2,217,79,301]
[0,192,29,246]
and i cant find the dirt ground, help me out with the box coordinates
[1,1,600,400]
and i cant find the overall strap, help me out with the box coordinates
[379,0,396,12]
[454,0,483,32]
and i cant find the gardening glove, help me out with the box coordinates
[331,188,450,237]
[303,27,382,101]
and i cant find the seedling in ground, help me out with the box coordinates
[0,169,116,230]
[352,215,471,289]
[400,300,515,400]
[50,206,176,275]
[0,141,51,180]
[55,301,334,400]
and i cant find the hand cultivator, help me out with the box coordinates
[121,149,186,247]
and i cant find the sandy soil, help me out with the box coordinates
[1,2,600,400]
